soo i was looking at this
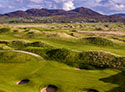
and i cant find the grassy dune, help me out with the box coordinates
[0,23,125,92]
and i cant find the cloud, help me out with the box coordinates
[73,0,125,14]
[0,4,4,8]
[93,0,125,14]
[30,0,43,3]
[0,0,125,14]
[27,4,42,8]
[62,1,75,10]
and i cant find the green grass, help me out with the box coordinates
[0,51,122,92]
[0,23,125,92]
[38,38,125,56]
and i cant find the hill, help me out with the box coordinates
[0,14,4,17]
[111,13,125,17]
[0,7,124,23]
[4,8,74,17]
[70,7,106,18]
[5,10,31,17]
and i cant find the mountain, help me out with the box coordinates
[2,7,105,18]
[70,7,105,18]
[4,8,70,17]
[0,14,4,17]
[5,10,31,17]
[111,13,125,17]
[26,8,73,17]
[0,7,125,22]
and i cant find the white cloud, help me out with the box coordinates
[30,0,43,3]
[95,0,125,14]
[0,4,4,8]
[62,1,75,10]
[27,4,42,8]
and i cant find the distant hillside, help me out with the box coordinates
[0,14,4,17]
[5,10,30,17]
[70,7,106,18]
[111,13,125,17]
[0,7,125,23]
[4,8,72,17]
[3,7,107,18]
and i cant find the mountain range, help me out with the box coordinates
[111,13,125,17]
[0,7,125,22]
[1,7,104,18]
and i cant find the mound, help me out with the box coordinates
[0,51,38,63]
[46,49,78,66]
[0,44,12,50]
[27,41,52,48]
[0,28,11,33]
[7,40,52,49]
[82,37,115,46]
[46,48,125,69]
[46,32,74,39]
[8,40,29,49]
[27,29,41,34]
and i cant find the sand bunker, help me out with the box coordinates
[17,79,30,85]
[41,85,58,92]
[83,89,99,92]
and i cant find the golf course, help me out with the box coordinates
[0,23,125,92]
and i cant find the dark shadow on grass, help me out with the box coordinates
[100,71,125,92]
[0,90,5,92]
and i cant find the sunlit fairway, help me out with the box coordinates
[0,23,125,92]
[0,51,122,92]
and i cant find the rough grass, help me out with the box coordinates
[45,48,125,70]
[0,40,53,50]
[82,37,116,46]
[0,28,11,33]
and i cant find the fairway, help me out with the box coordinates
[0,23,125,92]
[0,51,121,92]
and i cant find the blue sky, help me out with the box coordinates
[0,0,125,14]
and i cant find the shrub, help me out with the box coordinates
[26,41,51,48]
[83,37,115,46]
[23,47,48,58]
[104,24,109,27]
[78,51,122,69]
[8,40,53,50]
[0,28,11,33]
[0,44,12,50]
[46,49,79,67]
[95,27,103,30]
[46,48,125,70]
[8,40,28,49]
[0,40,9,45]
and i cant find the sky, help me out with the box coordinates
[0,0,125,15]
